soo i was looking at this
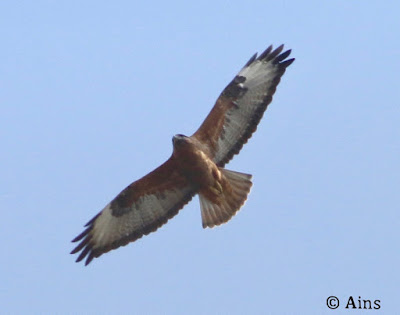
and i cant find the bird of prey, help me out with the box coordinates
[71,44,294,265]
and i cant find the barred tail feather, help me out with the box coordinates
[199,169,252,228]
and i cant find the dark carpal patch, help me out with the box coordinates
[158,191,166,200]
[222,75,248,99]
[111,189,134,217]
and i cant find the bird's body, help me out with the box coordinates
[172,135,223,198]
[72,44,294,265]
[172,134,252,225]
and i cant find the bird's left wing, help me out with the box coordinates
[71,157,196,265]
[192,45,294,167]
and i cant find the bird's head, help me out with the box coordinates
[172,134,189,148]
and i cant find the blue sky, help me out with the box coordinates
[1,1,399,313]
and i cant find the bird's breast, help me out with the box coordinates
[174,145,220,188]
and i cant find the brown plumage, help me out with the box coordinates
[71,44,294,265]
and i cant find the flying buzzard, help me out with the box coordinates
[71,44,294,265]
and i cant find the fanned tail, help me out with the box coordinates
[199,169,252,228]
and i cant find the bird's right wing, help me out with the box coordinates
[71,157,196,265]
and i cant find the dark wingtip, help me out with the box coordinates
[71,221,95,264]
[281,58,295,68]
[258,45,273,60]
[70,234,91,254]
[84,213,100,227]
[266,44,284,61]
[70,244,83,255]
[75,245,91,263]
[275,49,291,62]
[258,44,294,65]
[72,238,96,266]
[243,44,294,71]
[85,253,95,266]
[71,226,91,243]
